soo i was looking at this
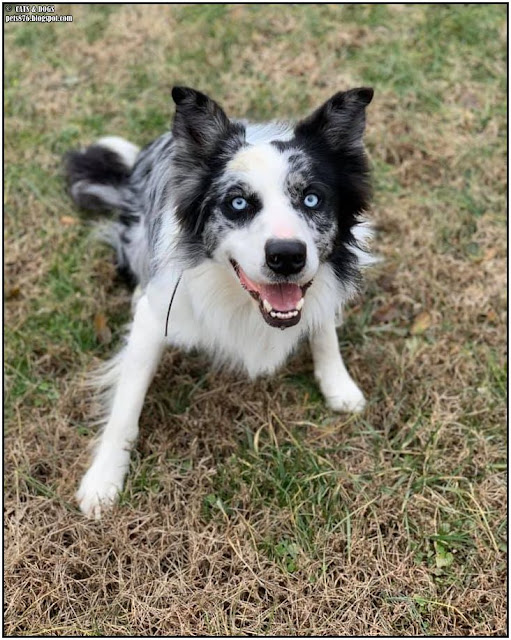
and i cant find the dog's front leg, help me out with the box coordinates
[77,294,165,518]
[310,319,366,413]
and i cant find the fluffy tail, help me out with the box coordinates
[65,136,139,212]
[65,136,142,286]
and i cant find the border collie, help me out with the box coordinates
[66,86,375,518]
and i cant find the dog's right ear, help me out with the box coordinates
[171,87,239,156]
[295,87,374,151]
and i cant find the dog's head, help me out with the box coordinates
[168,86,373,329]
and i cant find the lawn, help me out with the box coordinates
[4,4,507,635]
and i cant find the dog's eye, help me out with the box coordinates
[231,197,248,211]
[303,193,320,208]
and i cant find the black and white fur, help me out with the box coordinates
[66,87,375,518]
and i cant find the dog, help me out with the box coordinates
[66,86,375,518]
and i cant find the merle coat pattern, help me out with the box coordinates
[66,87,375,517]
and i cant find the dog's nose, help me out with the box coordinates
[265,239,307,276]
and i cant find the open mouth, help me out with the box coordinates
[230,260,311,329]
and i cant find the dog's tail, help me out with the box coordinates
[65,137,144,286]
[65,136,140,213]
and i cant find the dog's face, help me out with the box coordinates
[169,86,373,329]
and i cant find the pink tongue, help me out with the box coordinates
[236,265,302,311]
[259,283,302,311]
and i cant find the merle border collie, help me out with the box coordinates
[66,86,375,518]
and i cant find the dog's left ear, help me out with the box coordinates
[295,87,374,150]
[171,86,241,156]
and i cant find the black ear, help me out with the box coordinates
[171,86,238,155]
[295,87,374,151]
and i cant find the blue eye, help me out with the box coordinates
[304,193,320,208]
[231,196,248,211]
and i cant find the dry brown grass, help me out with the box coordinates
[4,4,507,636]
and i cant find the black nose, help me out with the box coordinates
[265,239,307,276]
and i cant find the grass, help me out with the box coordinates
[4,4,507,636]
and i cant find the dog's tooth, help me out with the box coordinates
[296,298,304,311]
[269,309,302,321]
[263,299,272,313]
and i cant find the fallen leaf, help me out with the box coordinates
[485,309,498,324]
[473,247,497,264]
[6,285,21,300]
[94,313,112,344]
[60,215,78,226]
[482,247,497,262]
[410,311,432,335]
[372,303,400,324]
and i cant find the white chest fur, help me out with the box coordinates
[148,260,345,379]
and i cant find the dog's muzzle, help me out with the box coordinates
[230,259,312,329]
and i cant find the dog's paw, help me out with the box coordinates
[324,382,366,413]
[76,449,129,519]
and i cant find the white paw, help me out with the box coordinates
[323,381,366,413]
[76,448,130,519]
